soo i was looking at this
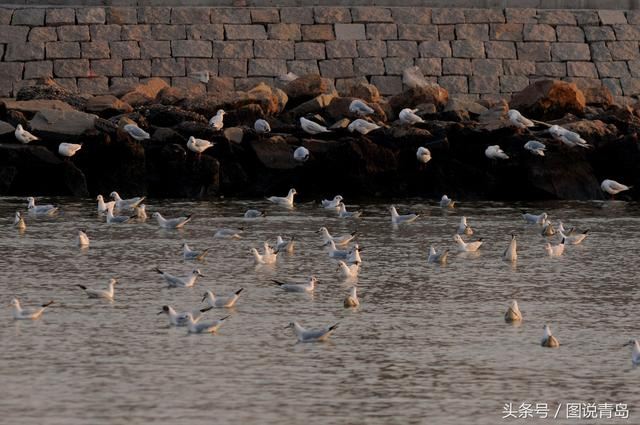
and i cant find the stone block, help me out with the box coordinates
[463,9,505,23]
[613,25,640,41]
[455,24,489,41]
[151,24,186,40]
[503,60,535,75]
[584,26,616,42]
[106,7,137,25]
[419,40,451,57]
[438,75,467,93]
[268,24,301,40]
[186,58,217,76]
[620,77,640,95]
[54,59,89,77]
[505,8,537,24]
[415,58,442,76]
[335,77,369,96]
[432,9,465,24]
[301,25,334,41]
[552,43,591,61]
[370,75,402,95]
[516,42,551,61]
[523,24,556,42]
[443,58,470,75]
[387,40,418,57]
[314,7,351,24]
[295,42,326,60]
[0,25,29,43]
[57,26,90,42]
[628,11,640,25]
[628,60,640,77]
[123,59,151,77]
[287,60,319,75]
[567,61,598,78]
[358,40,387,57]
[326,40,357,58]
[490,24,523,41]
[81,41,110,59]
[599,10,627,25]
[354,57,384,75]
[78,77,109,95]
[438,25,456,41]
[390,7,431,25]
[451,40,485,58]
[12,9,44,26]
[500,75,529,92]
[90,24,121,41]
[318,59,354,78]
[556,26,584,42]
[248,59,287,76]
[110,77,138,92]
[213,41,253,58]
[210,9,251,24]
[535,62,567,77]
[596,61,630,78]
[469,75,499,94]
[472,58,503,76]
[140,41,171,58]
[121,25,152,40]
[485,41,516,59]
[0,8,13,25]
[366,23,397,40]
[255,40,295,59]
[110,41,140,59]
[574,11,600,26]
[398,24,437,41]
[186,24,224,40]
[225,25,267,40]
[91,59,123,77]
[24,61,53,79]
[76,8,105,25]
[45,8,75,25]
[351,7,392,23]
[384,57,414,75]
[6,42,44,61]
[29,27,58,42]
[151,58,185,77]
[602,78,623,96]
[280,8,313,24]
[607,41,639,60]
[171,40,212,57]
[591,42,612,61]
[236,77,274,91]
[335,24,366,40]
[251,8,279,24]
[537,10,576,25]
[171,7,209,24]
[219,59,247,77]
[0,62,24,81]
[138,7,170,24]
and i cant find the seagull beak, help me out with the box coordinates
[201,293,207,302]
[156,310,164,315]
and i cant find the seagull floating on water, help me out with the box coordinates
[254,119,271,135]
[14,211,26,230]
[400,108,424,125]
[457,216,473,235]
[507,109,534,129]
[601,179,632,198]
[485,145,509,160]
[135,204,147,221]
[182,243,209,261]
[347,244,362,265]
[343,286,360,308]
[275,235,295,254]
[123,123,150,141]
[502,234,517,262]
[110,191,145,210]
[106,204,134,224]
[541,221,556,237]
[349,99,374,116]
[317,226,356,246]
[559,229,588,245]
[545,238,565,257]
[58,143,82,158]
[453,234,483,252]
[286,321,338,343]
[202,288,244,308]
[27,197,58,216]
[10,298,53,320]
[336,260,359,279]
[300,117,330,135]
[15,124,39,143]
[76,229,90,247]
[152,212,192,229]
[156,268,204,288]
[416,146,431,164]
[185,313,229,334]
[244,209,265,218]
[389,205,418,225]
[250,244,277,265]
[274,276,317,293]
[96,195,115,214]
[549,125,590,149]
[440,195,455,208]
[623,339,640,366]
[427,246,449,264]
[187,136,214,155]
[158,305,212,326]
[348,119,380,135]
[267,188,296,208]
[215,228,243,239]
[337,202,362,218]
[209,110,225,131]
[323,240,349,260]
[524,140,546,157]
[78,278,118,300]
[521,210,547,225]
[321,195,343,209]
[541,324,560,348]
[504,300,523,323]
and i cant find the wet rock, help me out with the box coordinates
[84,95,133,117]
[510,79,586,120]
[29,109,97,138]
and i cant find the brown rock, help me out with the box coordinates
[2,99,75,114]
[120,77,170,106]
[250,135,298,169]
[85,95,133,116]
[29,108,97,137]
[246,83,288,115]
[348,82,380,103]
[387,85,449,117]
[288,93,336,116]
[583,86,614,108]
[510,79,586,120]
[283,74,336,106]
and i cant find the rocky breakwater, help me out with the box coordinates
[0,74,638,201]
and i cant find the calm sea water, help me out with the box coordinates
[1,196,639,425]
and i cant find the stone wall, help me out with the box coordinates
[1,5,640,102]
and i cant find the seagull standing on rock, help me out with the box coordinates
[209,110,225,131]
[416,147,431,164]
[400,108,424,124]
[349,99,374,116]
[485,145,509,160]
[293,146,309,162]
[58,143,82,158]
[348,119,380,135]
[123,123,150,141]
[187,136,214,155]
[15,124,39,143]
[507,109,534,129]
[524,140,546,157]
[300,117,330,135]
[549,125,590,148]
[601,179,632,198]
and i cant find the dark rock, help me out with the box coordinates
[120,78,169,107]
[139,104,207,127]
[29,109,97,138]
[16,78,86,110]
[283,74,336,108]
[224,127,244,144]
[2,99,76,116]
[510,79,586,120]
[0,121,15,142]
[288,93,336,117]
[348,82,381,103]
[250,135,298,170]
[584,86,614,108]
[388,85,449,118]
[84,95,133,117]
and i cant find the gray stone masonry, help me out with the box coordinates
[0,5,639,103]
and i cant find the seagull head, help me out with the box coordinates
[289,188,297,196]
[202,291,214,302]
[216,109,225,116]
[309,276,318,284]
[284,322,295,329]
[151,212,161,218]
[109,191,120,200]
[158,305,170,315]
[109,278,119,285]
[623,339,639,347]
[10,298,20,307]
[193,269,204,277]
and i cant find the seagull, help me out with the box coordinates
[349,99,374,116]
[123,123,150,141]
[214,228,243,239]
[344,286,360,308]
[182,243,209,261]
[105,204,134,224]
[416,146,431,164]
[185,313,229,334]
[58,143,82,158]
[278,71,299,82]
[559,229,589,245]
[502,234,517,262]
[293,146,310,162]
[521,210,547,225]
[300,117,330,135]
[152,212,192,229]
[13,211,26,230]
[15,124,39,143]
[26,197,58,216]
[348,119,380,135]
[427,246,449,264]
[96,195,115,214]
[549,125,590,148]
[337,202,362,218]
[440,195,455,208]
[557,221,574,236]
[321,195,343,209]
[286,321,338,343]
[10,298,53,320]
[250,245,277,265]
[453,234,483,252]
[317,226,356,246]
[158,305,213,326]
[541,221,556,237]
[202,288,243,308]
[244,209,265,218]
[457,216,473,235]
[541,324,560,348]
[135,204,147,221]
[504,300,523,323]
[275,235,295,254]
[601,179,632,198]
[524,140,546,157]
[187,136,214,155]
[389,205,418,225]
[507,109,534,129]
[78,278,118,300]
[209,110,225,131]
[485,145,509,160]
[336,260,359,279]
[346,244,362,265]
[254,119,271,135]
[400,108,424,125]
[155,268,204,288]
[545,238,565,257]
[110,191,145,210]
[623,340,640,366]
[267,188,296,208]
[273,276,317,293]
[323,240,349,260]
[76,229,90,247]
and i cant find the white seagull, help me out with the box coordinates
[317,226,356,246]
[524,140,546,157]
[541,324,560,348]
[244,209,265,218]
[123,123,150,141]
[58,143,82,158]
[78,278,118,301]
[502,234,517,262]
[521,210,547,225]
[76,229,90,247]
[15,124,39,143]
[545,238,565,257]
[416,146,431,164]
[336,260,359,279]
[27,197,58,216]
[453,234,483,252]
[187,136,214,155]
[623,339,640,366]
[300,117,330,135]
[274,276,317,293]
[457,216,473,235]
[96,195,115,214]
[601,179,632,198]
[214,228,243,239]
[182,243,209,261]
[209,110,225,131]
[344,286,360,308]
[507,109,534,129]
[427,246,449,264]
[185,313,229,334]
[152,212,192,229]
[504,300,523,323]
[286,321,338,343]
[321,195,343,209]
[254,119,271,134]
[348,119,380,135]
[14,211,26,230]
[440,195,455,208]
[337,202,362,218]
[10,298,53,320]
[549,124,590,149]
[157,305,213,327]
[278,72,299,82]
[275,235,295,254]
[349,99,374,116]
[155,268,204,288]
[267,188,296,208]
[202,288,244,308]
[347,244,362,265]
[323,240,349,260]
[250,245,277,265]
[293,146,310,162]
[110,191,145,210]
[485,145,509,160]
[389,205,418,225]
[106,204,134,224]
[400,108,424,125]
[559,229,589,245]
